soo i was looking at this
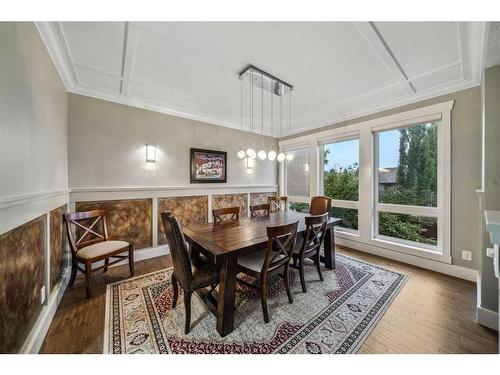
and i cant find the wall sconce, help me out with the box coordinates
[146,144,157,163]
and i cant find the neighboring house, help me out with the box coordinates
[378,167,398,194]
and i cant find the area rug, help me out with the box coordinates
[104,254,407,354]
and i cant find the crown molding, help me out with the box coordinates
[36,21,487,139]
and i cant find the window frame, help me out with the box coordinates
[319,133,360,234]
[278,101,453,264]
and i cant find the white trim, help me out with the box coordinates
[0,190,70,235]
[376,203,439,217]
[337,237,476,281]
[331,200,359,210]
[37,21,486,139]
[20,266,71,354]
[477,306,499,331]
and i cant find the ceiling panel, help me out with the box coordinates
[61,22,126,77]
[373,22,461,79]
[39,21,485,137]
[75,67,122,93]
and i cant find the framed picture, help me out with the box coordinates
[190,148,227,183]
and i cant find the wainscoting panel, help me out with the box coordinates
[0,215,46,353]
[212,193,248,217]
[157,196,208,245]
[49,204,67,291]
[250,192,276,205]
[75,199,152,250]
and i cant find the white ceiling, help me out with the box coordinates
[37,22,486,138]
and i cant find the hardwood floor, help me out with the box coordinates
[39,247,498,354]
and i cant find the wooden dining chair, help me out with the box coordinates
[64,210,134,298]
[291,213,328,293]
[268,196,288,212]
[212,206,240,224]
[309,196,332,216]
[237,220,298,323]
[161,211,219,334]
[250,203,271,217]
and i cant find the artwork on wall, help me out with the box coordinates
[190,148,227,183]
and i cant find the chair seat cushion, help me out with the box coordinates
[238,250,286,273]
[191,255,219,289]
[78,240,129,259]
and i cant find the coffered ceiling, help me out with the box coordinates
[37,22,486,137]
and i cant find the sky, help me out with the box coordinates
[324,129,400,171]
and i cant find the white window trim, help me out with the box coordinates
[279,100,454,264]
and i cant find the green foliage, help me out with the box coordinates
[289,202,310,213]
[322,122,438,245]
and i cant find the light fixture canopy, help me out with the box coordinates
[237,150,246,159]
[146,144,156,163]
[268,150,277,161]
[257,150,267,160]
[277,152,286,162]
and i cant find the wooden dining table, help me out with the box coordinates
[182,211,342,337]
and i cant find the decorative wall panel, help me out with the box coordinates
[212,193,248,218]
[250,192,276,206]
[158,196,208,245]
[49,205,67,291]
[75,199,152,250]
[0,215,45,353]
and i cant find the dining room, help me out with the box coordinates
[1,3,500,367]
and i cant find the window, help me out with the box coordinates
[285,147,310,200]
[279,101,451,263]
[375,122,439,248]
[322,138,359,231]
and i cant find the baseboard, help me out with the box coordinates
[337,237,478,282]
[19,266,71,354]
[477,306,499,331]
[100,245,170,269]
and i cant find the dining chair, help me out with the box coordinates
[161,211,219,334]
[309,196,332,216]
[212,206,240,224]
[291,213,328,293]
[64,210,134,298]
[250,203,271,217]
[268,196,288,212]
[237,220,298,323]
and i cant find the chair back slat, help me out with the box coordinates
[268,196,288,212]
[263,220,298,272]
[64,210,108,254]
[212,206,240,224]
[309,196,332,216]
[250,203,271,217]
[299,213,329,257]
[161,211,193,288]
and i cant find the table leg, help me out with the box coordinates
[216,256,238,337]
[323,226,336,270]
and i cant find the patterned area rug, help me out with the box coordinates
[104,254,406,354]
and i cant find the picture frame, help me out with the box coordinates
[190,148,227,183]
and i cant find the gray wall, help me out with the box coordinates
[480,65,500,312]
[0,22,68,198]
[281,87,482,270]
[68,94,278,188]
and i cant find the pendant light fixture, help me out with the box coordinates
[236,65,293,163]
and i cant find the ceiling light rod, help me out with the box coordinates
[237,64,294,91]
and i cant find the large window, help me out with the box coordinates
[278,101,451,263]
[322,138,359,231]
[375,122,439,248]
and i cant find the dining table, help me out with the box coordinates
[182,210,343,337]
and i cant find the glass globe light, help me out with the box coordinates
[286,153,294,161]
[267,150,277,161]
[257,150,267,160]
[246,148,256,159]
[237,150,246,159]
[277,152,286,162]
